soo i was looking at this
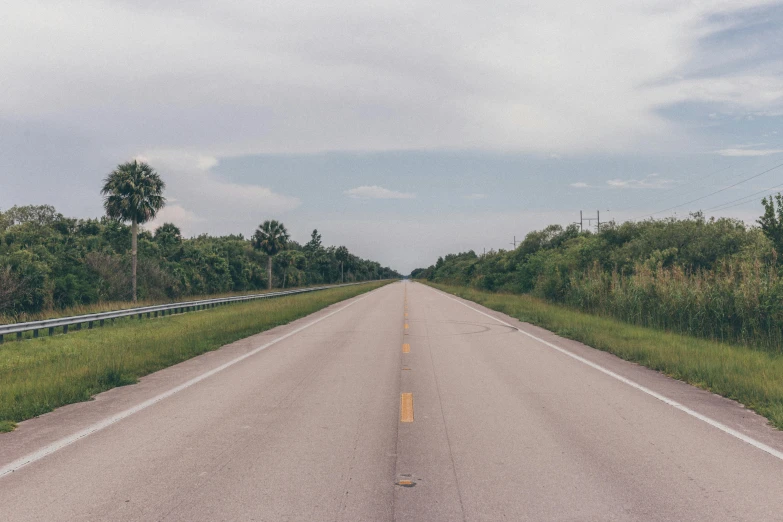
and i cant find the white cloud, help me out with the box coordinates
[0,0,780,156]
[570,182,590,188]
[607,173,674,189]
[139,150,301,236]
[714,148,783,157]
[146,205,203,236]
[345,186,415,199]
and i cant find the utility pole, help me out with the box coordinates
[573,211,584,232]
[510,235,518,249]
[579,210,601,233]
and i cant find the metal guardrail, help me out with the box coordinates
[0,282,372,343]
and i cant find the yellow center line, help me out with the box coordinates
[404,323,409,329]
[402,343,410,353]
[400,393,414,422]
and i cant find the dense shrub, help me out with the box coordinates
[0,205,399,319]
[414,208,783,352]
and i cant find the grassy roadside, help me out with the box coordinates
[0,281,391,432]
[424,282,783,430]
[0,282,373,325]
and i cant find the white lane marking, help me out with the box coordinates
[427,285,783,462]
[0,290,380,479]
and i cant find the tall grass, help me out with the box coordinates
[428,282,783,430]
[558,259,783,351]
[0,281,389,432]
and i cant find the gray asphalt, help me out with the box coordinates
[2,281,783,521]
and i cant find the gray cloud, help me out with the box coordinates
[2,0,782,159]
[3,0,783,271]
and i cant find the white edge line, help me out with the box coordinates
[425,284,783,462]
[0,288,380,479]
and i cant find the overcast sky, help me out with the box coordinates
[2,1,783,273]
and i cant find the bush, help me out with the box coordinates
[413,210,783,352]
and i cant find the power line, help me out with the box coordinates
[612,163,736,214]
[630,161,783,221]
[703,182,783,213]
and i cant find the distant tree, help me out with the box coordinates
[277,250,306,288]
[3,205,62,227]
[759,193,783,260]
[252,220,289,289]
[154,222,183,255]
[101,160,166,302]
[305,229,322,253]
[335,245,349,283]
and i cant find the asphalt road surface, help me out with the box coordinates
[2,281,783,521]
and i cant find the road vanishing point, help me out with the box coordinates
[2,281,783,521]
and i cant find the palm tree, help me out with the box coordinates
[252,220,289,289]
[101,160,166,302]
[335,245,349,283]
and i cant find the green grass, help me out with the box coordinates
[426,282,783,430]
[0,281,390,432]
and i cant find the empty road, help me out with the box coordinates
[2,281,783,521]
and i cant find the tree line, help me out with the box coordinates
[0,161,399,318]
[413,196,783,351]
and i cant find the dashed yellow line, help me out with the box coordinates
[400,393,414,422]
[404,323,409,330]
[402,343,410,353]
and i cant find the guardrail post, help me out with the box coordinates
[17,332,23,340]
[88,321,93,329]
[147,312,151,319]
[63,324,68,334]
[34,329,39,338]
[0,334,3,344]
[76,323,82,330]
[100,319,104,327]
[138,313,142,320]
[49,327,55,336]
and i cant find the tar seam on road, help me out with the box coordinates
[0,289,380,480]
[421,292,468,522]
[427,285,783,463]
